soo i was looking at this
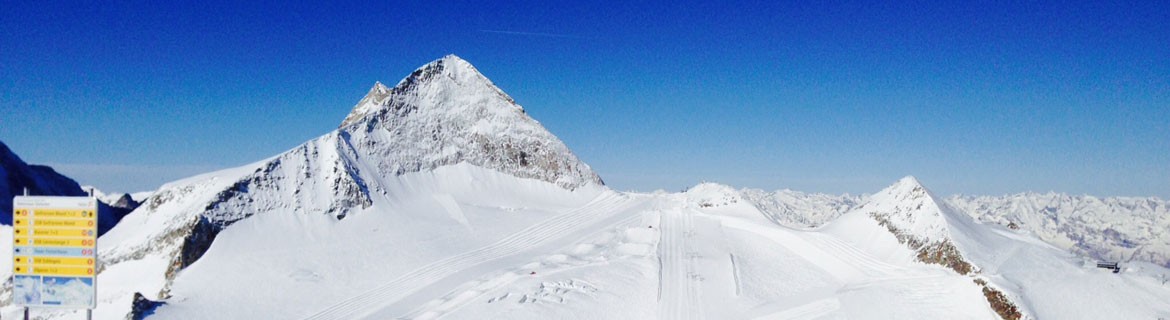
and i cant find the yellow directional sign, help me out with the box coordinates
[29,228,96,237]
[30,266,95,277]
[28,238,96,248]
[32,256,95,266]
[29,218,96,228]
[11,196,98,308]
[31,209,96,219]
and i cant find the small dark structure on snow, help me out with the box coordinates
[1096,261,1120,274]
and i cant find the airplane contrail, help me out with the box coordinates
[478,29,585,39]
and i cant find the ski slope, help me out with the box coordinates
[6,175,1170,319]
[656,207,699,320]
[307,192,646,319]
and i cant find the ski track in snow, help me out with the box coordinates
[658,208,701,320]
[804,233,904,277]
[752,297,840,320]
[730,253,741,297]
[300,192,635,320]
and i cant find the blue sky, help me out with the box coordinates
[2,1,1167,197]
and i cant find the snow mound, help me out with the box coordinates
[683,183,743,208]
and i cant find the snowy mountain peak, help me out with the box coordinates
[864,176,950,240]
[340,54,517,128]
[886,175,927,196]
[414,54,497,88]
[839,176,982,275]
[369,80,390,98]
[336,55,602,189]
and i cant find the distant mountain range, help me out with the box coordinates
[743,187,1170,268]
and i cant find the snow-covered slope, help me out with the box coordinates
[949,193,1170,268]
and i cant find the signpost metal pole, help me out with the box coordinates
[23,188,29,320]
[21,190,27,320]
[89,187,95,320]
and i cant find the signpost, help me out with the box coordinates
[11,195,98,317]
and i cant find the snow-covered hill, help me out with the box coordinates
[3,56,1168,319]
[949,193,1170,268]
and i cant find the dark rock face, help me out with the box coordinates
[0,141,127,234]
[111,193,142,211]
[1,142,88,223]
[870,211,976,275]
[129,292,166,320]
[973,279,1023,320]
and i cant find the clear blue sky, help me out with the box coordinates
[2,1,1167,197]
